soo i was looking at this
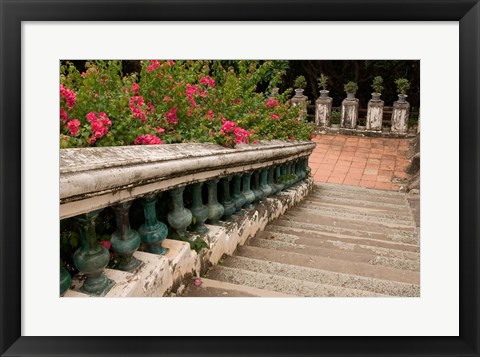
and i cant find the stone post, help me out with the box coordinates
[315,95,333,128]
[341,97,359,129]
[366,96,384,131]
[291,89,308,121]
[391,99,410,134]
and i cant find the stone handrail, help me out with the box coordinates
[60,140,316,297]
[60,140,316,219]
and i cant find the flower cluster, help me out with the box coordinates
[59,60,314,148]
[185,83,208,107]
[60,109,69,122]
[165,107,178,124]
[66,119,81,136]
[147,60,161,73]
[86,112,112,143]
[60,85,77,110]
[129,96,154,121]
[219,118,251,145]
[200,76,215,87]
[134,134,164,145]
[265,97,279,108]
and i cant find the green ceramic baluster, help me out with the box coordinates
[260,168,273,197]
[274,166,285,193]
[190,182,209,233]
[305,158,311,177]
[230,175,246,214]
[167,186,193,239]
[138,193,169,255]
[252,170,264,203]
[298,158,306,180]
[60,263,71,296]
[268,167,278,195]
[73,210,115,296]
[241,173,255,210]
[220,177,235,221]
[111,201,143,272]
[206,180,224,225]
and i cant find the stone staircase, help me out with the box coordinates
[181,183,420,297]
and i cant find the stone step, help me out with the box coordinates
[234,245,420,285]
[256,230,420,261]
[180,278,293,297]
[303,195,410,212]
[314,183,406,199]
[207,265,387,297]
[265,224,420,252]
[284,209,415,231]
[301,197,411,216]
[220,255,420,297]
[289,205,414,226]
[310,188,407,206]
[275,215,419,245]
[250,236,420,271]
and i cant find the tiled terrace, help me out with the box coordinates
[309,134,411,191]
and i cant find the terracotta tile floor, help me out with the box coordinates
[309,134,411,191]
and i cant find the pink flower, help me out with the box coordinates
[156,127,165,134]
[131,82,140,95]
[200,76,215,87]
[129,96,147,121]
[194,278,202,287]
[220,119,237,133]
[98,241,111,250]
[207,110,215,119]
[134,134,164,145]
[233,127,251,144]
[60,85,76,109]
[165,107,178,124]
[270,114,279,120]
[168,60,175,66]
[266,98,279,108]
[147,60,160,73]
[85,112,112,142]
[81,72,86,78]
[60,109,69,122]
[67,119,81,136]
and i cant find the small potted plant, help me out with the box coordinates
[331,109,341,128]
[294,75,307,97]
[317,73,329,99]
[344,81,358,100]
[395,78,410,103]
[371,76,383,101]
[269,87,279,97]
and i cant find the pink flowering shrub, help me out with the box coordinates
[60,60,314,149]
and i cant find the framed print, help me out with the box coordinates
[1,0,479,356]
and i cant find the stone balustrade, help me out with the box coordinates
[314,93,417,137]
[60,140,316,297]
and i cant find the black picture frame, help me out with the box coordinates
[1,1,478,356]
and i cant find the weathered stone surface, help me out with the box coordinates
[391,101,410,134]
[341,98,359,129]
[315,97,332,127]
[63,178,314,297]
[366,99,384,131]
[60,141,315,219]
